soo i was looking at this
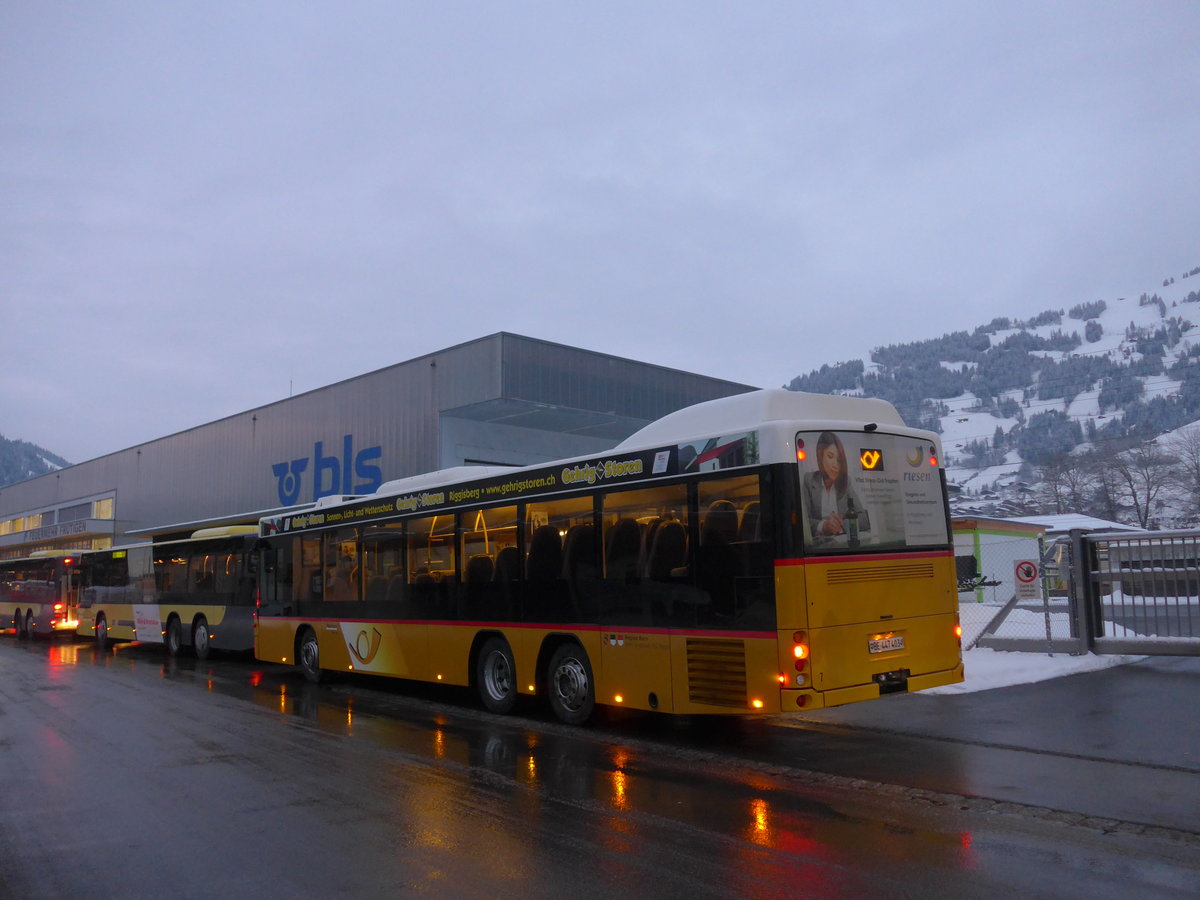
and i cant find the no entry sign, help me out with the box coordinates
[1014,559,1040,599]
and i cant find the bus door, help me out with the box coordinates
[598,486,684,713]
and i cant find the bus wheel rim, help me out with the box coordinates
[301,638,318,672]
[483,651,511,700]
[553,658,588,711]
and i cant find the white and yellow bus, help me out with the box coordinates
[0,550,81,638]
[255,389,963,723]
[77,526,259,658]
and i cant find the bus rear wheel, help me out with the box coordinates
[25,611,34,639]
[165,618,183,657]
[477,637,517,714]
[14,610,27,639]
[192,617,211,660]
[546,642,595,725]
[298,628,322,683]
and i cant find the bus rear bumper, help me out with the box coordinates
[782,662,965,711]
[907,662,964,692]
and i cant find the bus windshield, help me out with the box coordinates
[797,429,948,553]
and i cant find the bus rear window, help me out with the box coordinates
[797,430,948,553]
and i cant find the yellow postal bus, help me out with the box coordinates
[255,389,962,723]
[77,526,259,658]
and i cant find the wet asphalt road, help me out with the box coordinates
[1,636,1198,899]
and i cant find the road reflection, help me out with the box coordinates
[17,634,985,892]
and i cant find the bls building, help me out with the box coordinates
[0,334,754,556]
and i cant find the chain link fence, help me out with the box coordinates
[956,533,1083,653]
[956,528,1200,656]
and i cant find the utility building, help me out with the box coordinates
[0,334,754,555]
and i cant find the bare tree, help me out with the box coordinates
[1109,444,1179,528]
[1036,453,1100,515]
[1165,425,1200,522]
[1086,447,1131,524]
[1035,456,1072,514]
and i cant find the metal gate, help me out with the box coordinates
[1080,529,1200,656]
[965,529,1200,656]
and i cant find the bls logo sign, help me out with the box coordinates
[272,435,383,505]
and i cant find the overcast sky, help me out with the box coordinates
[3,2,1198,464]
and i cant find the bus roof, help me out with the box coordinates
[190,525,259,540]
[614,388,904,450]
[375,465,518,498]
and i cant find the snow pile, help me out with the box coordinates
[927,646,1143,695]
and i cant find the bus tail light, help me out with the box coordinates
[954,616,963,647]
[792,631,809,669]
[53,603,64,611]
[795,438,806,462]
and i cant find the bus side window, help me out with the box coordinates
[600,483,689,626]
[362,523,404,615]
[322,529,359,604]
[696,474,773,627]
[407,515,453,618]
[523,496,592,623]
[458,505,517,621]
[296,536,322,608]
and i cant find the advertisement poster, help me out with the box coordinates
[133,604,164,642]
[798,430,947,551]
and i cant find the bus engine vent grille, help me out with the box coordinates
[686,638,747,708]
[827,563,934,585]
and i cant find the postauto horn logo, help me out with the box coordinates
[272,434,383,505]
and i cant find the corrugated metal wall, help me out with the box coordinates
[0,334,753,546]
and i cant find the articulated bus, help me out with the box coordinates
[77,526,259,658]
[255,389,962,723]
[0,551,82,638]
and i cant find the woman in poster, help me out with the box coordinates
[804,431,870,543]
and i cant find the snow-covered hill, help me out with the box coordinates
[0,436,69,488]
[788,264,1200,525]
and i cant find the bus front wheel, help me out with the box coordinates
[25,611,34,639]
[477,637,517,715]
[546,642,595,725]
[14,610,27,639]
[95,616,108,652]
[298,629,322,683]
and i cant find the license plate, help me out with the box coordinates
[868,634,904,654]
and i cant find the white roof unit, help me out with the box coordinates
[615,388,905,450]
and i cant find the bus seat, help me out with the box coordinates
[604,518,641,583]
[639,519,662,577]
[526,526,563,582]
[703,500,739,545]
[736,501,761,542]
[365,576,388,606]
[385,575,406,609]
[562,524,597,580]
[646,520,687,580]
[563,523,598,618]
[466,554,495,584]
[493,546,520,583]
